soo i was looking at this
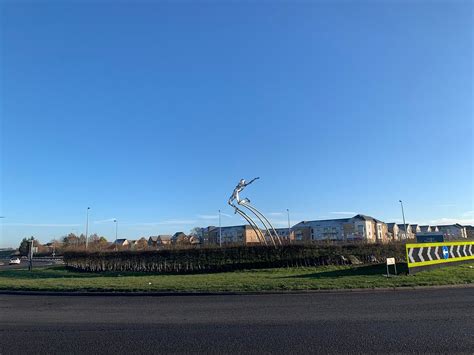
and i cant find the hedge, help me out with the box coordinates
[64,243,407,274]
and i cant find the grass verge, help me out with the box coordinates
[0,263,472,292]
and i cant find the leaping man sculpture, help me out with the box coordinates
[228,177,281,247]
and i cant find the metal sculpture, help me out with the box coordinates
[228,178,281,246]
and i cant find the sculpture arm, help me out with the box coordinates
[245,177,260,186]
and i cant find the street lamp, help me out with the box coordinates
[218,209,222,247]
[286,209,291,243]
[399,200,408,241]
[85,207,90,249]
[113,219,118,251]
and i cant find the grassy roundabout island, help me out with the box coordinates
[0,263,472,293]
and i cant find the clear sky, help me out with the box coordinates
[1,1,472,248]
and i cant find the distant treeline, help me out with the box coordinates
[64,243,407,273]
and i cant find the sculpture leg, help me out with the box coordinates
[233,206,267,246]
[239,203,277,247]
[241,202,282,246]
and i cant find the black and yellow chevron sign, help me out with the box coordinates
[406,241,474,273]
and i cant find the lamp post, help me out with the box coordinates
[113,219,118,251]
[286,209,291,243]
[399,200,408,241]
[85,207,90,249]
[218,209,222,247]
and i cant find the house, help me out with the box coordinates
[437,224,467,240]
[206,225,262,245]
[419,225,439,233]
[419,225,431,233]
[292,214,388,243]
[387,223,399,241]
[148,236,160,247]
[148,235,172,247]
[411,224,421,235]
[396,224,414,240]
[129,237,148,250]
[171,232,189,244]
[465,225,474,239]
[113,239,129,247]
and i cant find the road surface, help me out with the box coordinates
[0,288,473,354]
[0,258,62,270]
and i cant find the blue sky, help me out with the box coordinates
[1,1,472,248]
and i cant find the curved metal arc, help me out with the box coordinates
[244,203,282,245]
[233,206,267,246]
[243,203,282,245]
[239,203,277,247]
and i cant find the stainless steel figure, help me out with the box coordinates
[228,177,281,246]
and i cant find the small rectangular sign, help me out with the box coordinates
[386,257,395,265]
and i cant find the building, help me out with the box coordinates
[387,223,399,241]
[465,225,474,239]
[411,224,421,235]
[292,214,388,243]
[274,228,294,241]
[148,235,172,248]
[419,225,439,233]
[436,224,467,240]
[111,239,130,250]
[206,225,262,245]
[171,232,188,244]
[396,224,415,240]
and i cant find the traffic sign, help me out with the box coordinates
[406,241,474,273]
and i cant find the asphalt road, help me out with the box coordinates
[0,259,62,270]
[1,288,473,354]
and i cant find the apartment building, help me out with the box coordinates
[206,225,262,245]
[437,224,467,240]
[292,214,388,243]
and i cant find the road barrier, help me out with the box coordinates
[406,241,474,273]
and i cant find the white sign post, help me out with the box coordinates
[386,257,397,277]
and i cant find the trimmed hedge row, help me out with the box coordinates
[64,243,407,273]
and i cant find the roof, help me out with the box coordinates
[397,224,411,231]
[437,224,465,228]
[296,218,351,225]
[114,239,128,244]
[354,214,384,223]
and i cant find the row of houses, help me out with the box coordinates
[195,215,472,245]
[111,216,472,248]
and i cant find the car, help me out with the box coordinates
[9,257,21,265]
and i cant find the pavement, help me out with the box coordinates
[1,288,473,354]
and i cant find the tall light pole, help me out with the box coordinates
[85,207,90,249]
[286,209,291,243]
[218,209,222,247]
[399,200,407,241]
[114,219,118,251]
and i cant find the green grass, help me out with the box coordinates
[0,263,472,292]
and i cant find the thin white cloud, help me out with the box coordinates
[462,211,474,217]
[94,218,116,224]
[429,217,474,225]
[125,219,197,226]
[267,212,284,216]
[4,223,80,227]
[197,212,233,219]
[330,211,356,215]
[197,214,218,219]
